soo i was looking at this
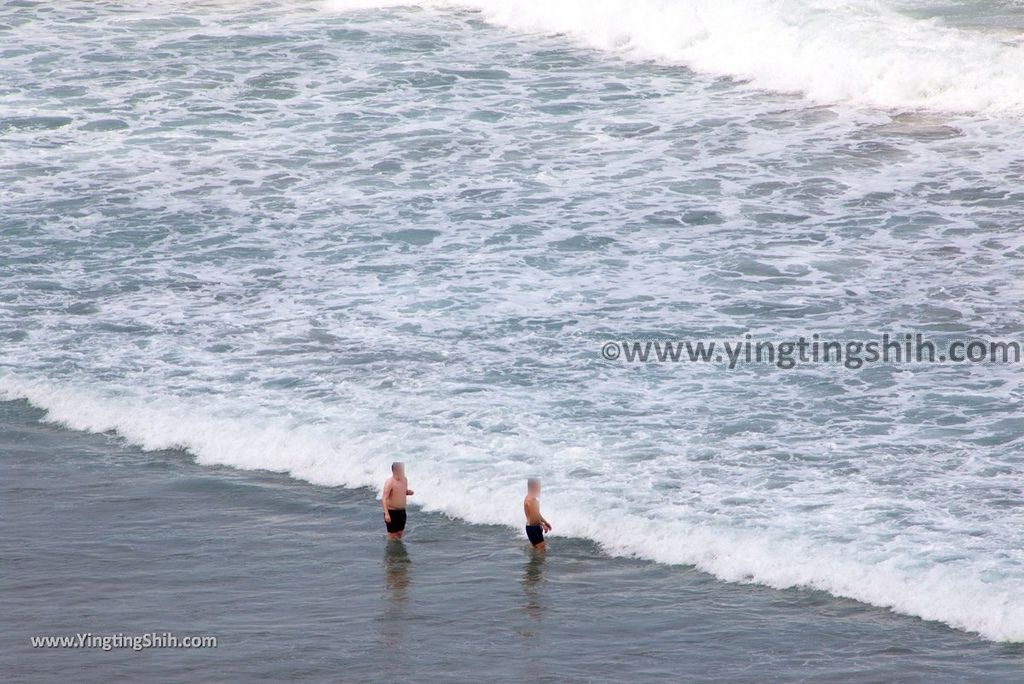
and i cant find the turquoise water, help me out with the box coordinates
[2,0,1024,647]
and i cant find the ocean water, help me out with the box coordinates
[4,399,1024,682]
[2,0,1024,654]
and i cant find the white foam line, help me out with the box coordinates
[323,0,1024,114]
[3,372,1023,642]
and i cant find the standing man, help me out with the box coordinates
[382,462,414,541]
[523,478,552,551]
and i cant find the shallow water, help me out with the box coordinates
[4,400,1024,682]
[2,0,1024,645]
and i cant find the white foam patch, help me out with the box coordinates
[324,0,1024,114]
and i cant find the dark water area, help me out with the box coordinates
[2,399,1022,683]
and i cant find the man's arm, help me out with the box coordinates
[539,504,552,532]
[382,481,392,521]
[405,481,413,496]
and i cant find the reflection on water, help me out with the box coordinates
[384,541,411,604]
[380,540,411,651]
[520,550,546,623]
[379,541,411,652]
[376,540,411,667]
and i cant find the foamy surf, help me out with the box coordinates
[325,0,1024,114]
[5,0,1024,655]
[3,373,1023,643]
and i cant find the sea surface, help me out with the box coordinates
[4,399,1024,682]
[2,0,1024,676]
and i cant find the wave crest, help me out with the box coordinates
[325,0,1024,114]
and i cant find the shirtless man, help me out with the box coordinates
[523,478,552,551]
[382,462,414,541]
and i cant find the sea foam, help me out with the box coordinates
[4,373,1024,643]
[4,0,1024,646]
[325,0,1024,114]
